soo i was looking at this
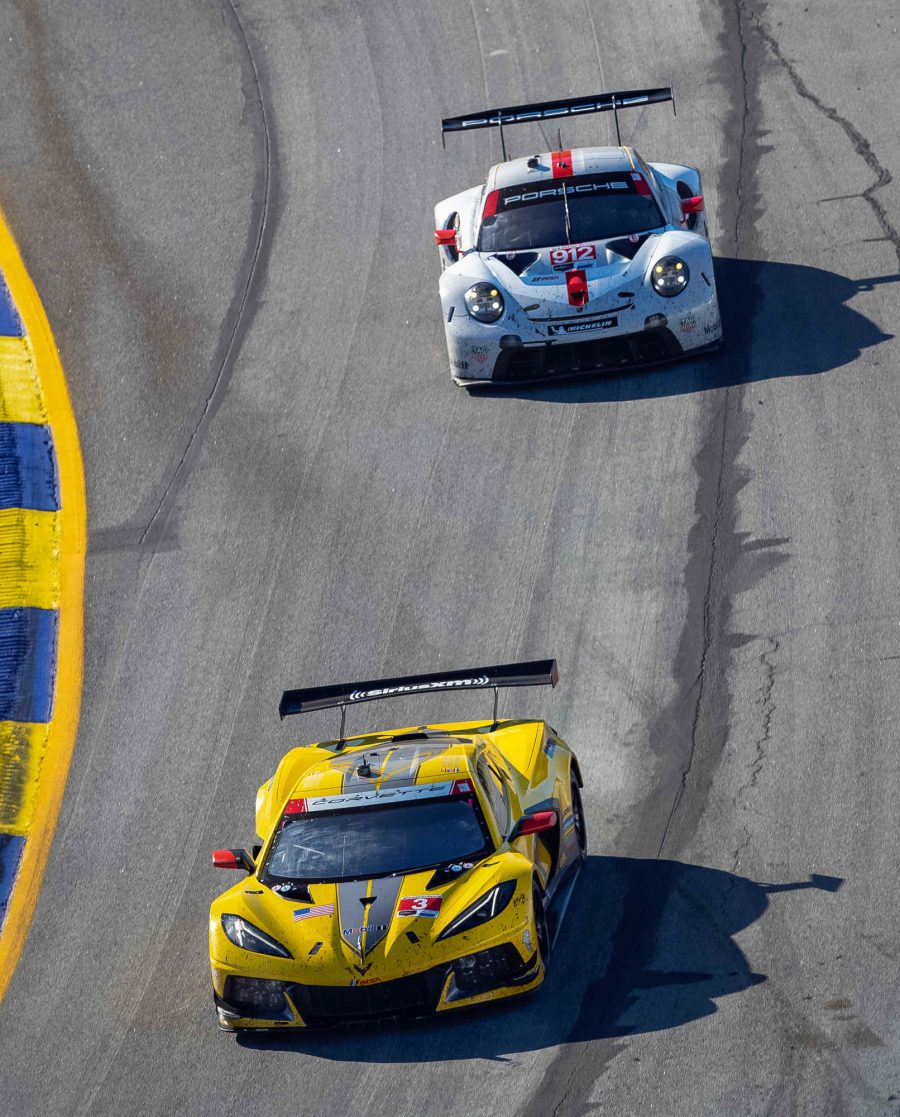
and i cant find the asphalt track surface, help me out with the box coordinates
[1,1,900,1114]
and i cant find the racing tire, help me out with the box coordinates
[533,883,550,974]
[570,775,588,863]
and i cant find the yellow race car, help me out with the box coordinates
[209,660,585,1029]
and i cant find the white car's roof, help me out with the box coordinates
[488,146,637,190]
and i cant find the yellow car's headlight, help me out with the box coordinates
[437,880,517,941]
[221,914,292,958]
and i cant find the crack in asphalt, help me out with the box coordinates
[655,399,732,858]
[731,636,779,871]
[748,7,900,268]
[732,1,753,251]
[140,0,278,547]
[749,637,779,789]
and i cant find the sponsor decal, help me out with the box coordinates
[294,904,335,921]
[680,315,696,334]
[547,317,617,336]
[398,895,443,918]
[451,358,469,370]
[704,321,720,336]
[522,929,533,952]
[342,923,388,936]
[544,738,557,757]
[306,780,455,812]
[447,861,474,873]
[527,273,564,283]
[628,233,641,243]
[562,812,576,833]
[470,345,489,363]
[349,675,489,702]
[549,244,597,268]
[503,181,628,206]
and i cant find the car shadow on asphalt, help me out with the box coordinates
[235,855,842,1061]
[469,258,897,402]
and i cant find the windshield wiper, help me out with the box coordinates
[560,181,572,245]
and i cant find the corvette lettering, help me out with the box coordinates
[305,781,455,812]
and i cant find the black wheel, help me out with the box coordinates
[533,883,550,971]
[571,774,587,862]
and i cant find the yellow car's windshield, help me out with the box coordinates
[261,796,493,884]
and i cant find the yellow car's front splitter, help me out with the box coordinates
[214,944,543,1030]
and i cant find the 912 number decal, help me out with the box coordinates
[550,244,597,268]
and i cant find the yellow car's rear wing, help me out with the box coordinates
[279,659,559,741]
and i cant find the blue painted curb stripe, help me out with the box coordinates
[0,274,22,337]
[0,833,26,926]
[0,608,59,723]
[0,424,60,512]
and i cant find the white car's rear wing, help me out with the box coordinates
[441,87,675,157]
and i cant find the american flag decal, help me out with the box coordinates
[294,904,335,921]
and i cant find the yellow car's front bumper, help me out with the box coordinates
[213,939,542,1029]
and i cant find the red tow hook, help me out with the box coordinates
[566,268,589,307]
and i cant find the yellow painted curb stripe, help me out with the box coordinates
[0,721,51,834]
[0,509,60,609]
[0,336,48,424]
[0,210,86,1003]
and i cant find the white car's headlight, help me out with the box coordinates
[651,256,690,297]
[465,282,505,322]
[221,914,292,958]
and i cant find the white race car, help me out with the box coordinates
[435,88,722,386]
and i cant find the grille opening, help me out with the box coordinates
[494,328,680,382]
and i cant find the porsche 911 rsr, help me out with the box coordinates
[209,660,585,1029]
[435,87,721,386]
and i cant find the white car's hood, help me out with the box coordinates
[479,234,661,319]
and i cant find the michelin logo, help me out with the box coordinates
[548,316,617,335]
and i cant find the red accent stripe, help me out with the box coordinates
[284,798,307,814]
[483,190,499,217]
[566,269,589,307]
[631,172,651,196]
[551,150,573,178]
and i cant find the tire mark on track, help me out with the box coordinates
[523,2,768,1112]
[71,7,282,1111]
[140,0,280,548]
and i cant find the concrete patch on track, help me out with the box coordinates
[0,210,85,1001]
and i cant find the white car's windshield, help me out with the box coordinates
[478,171,664,252]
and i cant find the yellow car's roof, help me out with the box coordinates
[290,737,480,801]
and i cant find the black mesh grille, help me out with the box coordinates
[494,328,681,382]
[289,966,449,1026]
[453,944,529,993]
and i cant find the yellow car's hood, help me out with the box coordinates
[212,856,525,983]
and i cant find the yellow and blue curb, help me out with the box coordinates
[0,214,85,1000]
